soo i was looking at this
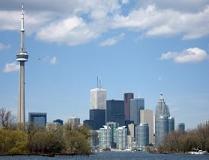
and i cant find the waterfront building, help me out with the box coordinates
[168,116,175,133]
[136,123,149,148]
[106,122,119,148]
[28,112,47,128]
[90,130,99,149]
[155,116,169,145]
[127,123,135,149]
[90,109,105,130]
[178,123,185,133]
[124,93,134,121]
[115,126,127,150]
[140,109,154,144]
[106,100,125,126]
[130,98,144,124]
[68,117,80,128]
[98,125,112,149]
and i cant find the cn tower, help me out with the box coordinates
[16,5,29,127]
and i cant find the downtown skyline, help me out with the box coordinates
[0,0,209,129]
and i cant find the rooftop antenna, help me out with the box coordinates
[97,76,99,88]
[99,79,102,88]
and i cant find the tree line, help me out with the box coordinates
[0,108,91,155]
[158,121,209,153]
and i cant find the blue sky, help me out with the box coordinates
[0,0,209,129]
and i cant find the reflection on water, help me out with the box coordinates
[0,152,208,160]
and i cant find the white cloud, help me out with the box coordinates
[37,17,100,45]
[100,33,125,47]
[0,42,10,50]
[112,5,209,39]
[160,48,209,63]
[1,1,209,45]
[50,56,57,64]
[3,62,19,73]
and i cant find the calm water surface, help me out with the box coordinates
[0,152,208,160]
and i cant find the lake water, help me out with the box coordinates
[0,152,208,160]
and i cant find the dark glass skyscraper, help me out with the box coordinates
[90,109,105,130]
[124,93,134,121]
[106,100,125,126]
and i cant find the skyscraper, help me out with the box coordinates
[155,94,170,145]
[124,93,134,121]
[90,109,105,130]
[90,78,107,110]
[16,5,29,126]
[155,94,170,121]
[106,100,125,126]
[140,109,154,144]
[130,98,144,124]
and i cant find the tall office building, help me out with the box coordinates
[115,126,127,150]
[136,123,149,148]
[155,94,170,121]
[16,5,29,127]
[28,112,47,128]
[130,98,144,124]
[106,100,125,126]
[88,79,107,130]
[155,94,170,146]
[140,109,154,144]
[168,116,175,133]
[124,93,134,121]
[98,125,112,149]
[90,79,107,110]
[90,109,105,130]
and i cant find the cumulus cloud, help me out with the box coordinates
[3,62,19,73]
[50,56,57,64]
[112,5,209,39]
[0,42,10,50]
[37,17,100,45]
[100,33,125,47]
[1,0,209,45]
[160,48,209,63]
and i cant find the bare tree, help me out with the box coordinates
[0,107,12,129]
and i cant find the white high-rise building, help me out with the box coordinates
[115,126,127,150]
[90,87,107,110]
[140,109,154,145]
